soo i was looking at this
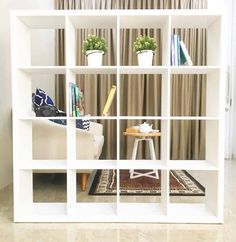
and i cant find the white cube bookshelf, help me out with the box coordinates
[11,10,225,223]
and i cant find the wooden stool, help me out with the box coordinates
[123,132,161,179]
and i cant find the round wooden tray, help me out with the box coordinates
[123,132,161,137]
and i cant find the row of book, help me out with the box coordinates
[69,82,85,117]
[171,34,193,66]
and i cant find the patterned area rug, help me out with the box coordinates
[89,170,205,196]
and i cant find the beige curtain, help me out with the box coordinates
[55,0,207,160]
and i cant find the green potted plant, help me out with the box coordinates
[83,35,107,67]
[133,35,157,66]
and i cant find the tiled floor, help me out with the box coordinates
[0,161,236,242]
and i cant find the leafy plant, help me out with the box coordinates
[133,35,157,53]
[83,35,107,53]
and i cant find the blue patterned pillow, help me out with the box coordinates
[32,88,54,107]
[49,119,90,131]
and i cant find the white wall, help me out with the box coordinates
[229,1,236,158]
[0,0,54,189]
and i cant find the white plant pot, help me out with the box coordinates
[137,50,154,66]
[86,50,104,67]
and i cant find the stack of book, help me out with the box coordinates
[69,82,85,117]
[171,34,193,66]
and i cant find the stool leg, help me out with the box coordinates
[130,138,139,179]
[148,139,159,179]
[148,139,156,160]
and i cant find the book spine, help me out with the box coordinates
[180,45,188,65]
[75,86,81,117]
[177,35,181,66]
[171,34,175,66]
[180,41,193,66]
[174,34,178,66]
[71,85,76,117]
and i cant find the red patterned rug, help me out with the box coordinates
[89,170,205,196]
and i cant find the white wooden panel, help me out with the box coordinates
[120,15,169,29]
[167,160,217,170]
[206,121,219,166]
[67,169,77,215]
[171,15,221,28]
[69,15,117,29]
[17,16,65,29]
[14,170,33,220]
[206,71,220,117]
[161,120,170,163]
[70,160,117,169]
[119,66,168,74]
[70,66,117,74]
[14,16,31,66]
[118,160,165,169]
[66,17,76,66]
[170,66,220,74]
[161,170,169,215]
[161,71,170,117]
[15,70,32,117]
[18,66,66,74]
[15,120,32,161]
[207,17,222,65]
[66,119,76,163]
[162,16,171,65]
[19,160,67,170]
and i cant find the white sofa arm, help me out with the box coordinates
[33,119,104,161]
[89,122,103,135]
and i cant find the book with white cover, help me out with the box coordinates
[180,41,193,66]
[171,34,175,65]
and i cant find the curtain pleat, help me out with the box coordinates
[55,0,207,160]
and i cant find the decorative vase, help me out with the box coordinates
[86,50,104,67]
[137,50,154,66]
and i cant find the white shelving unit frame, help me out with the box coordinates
[11,10,225,223]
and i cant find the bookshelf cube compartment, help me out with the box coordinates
[14,71,66,118]
[120,119,161,161]
[118,169,169,220]
[120,15,170,66]
[76,169,117,203]
[120,29,167,66]
[68,74,117,117]
[168,170,222,223]
[76,29,117,66]
[67,16,117,66]
[170,73,220,118]
[74,119,117,161]
[169,120,220,169]
[119,169,161,203]
[171,14,222,66]
[33,172,67,203]
[120,74,163,117]
[13,15,65,66]
[170,74,207,117]
[32,119,67,160]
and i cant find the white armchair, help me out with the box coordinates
[33,119,104,191]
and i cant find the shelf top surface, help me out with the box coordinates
[11,10,222,29]
[11,9,222,16]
